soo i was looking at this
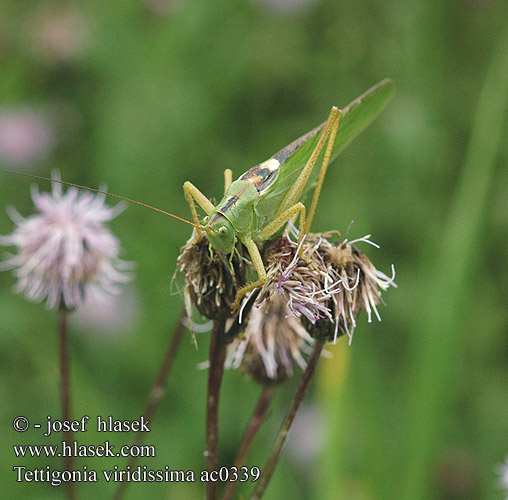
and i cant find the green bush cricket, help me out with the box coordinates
[1,79,394,311]
[183,78,395,309]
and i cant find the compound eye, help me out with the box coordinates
[203,216,210,223]
[219,226,228,235]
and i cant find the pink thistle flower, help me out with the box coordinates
[239,228,396,348]
[0,174,133,310]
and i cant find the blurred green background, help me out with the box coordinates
[1,1,508,499]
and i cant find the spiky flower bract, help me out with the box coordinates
[0,174,132,310]
[180,225,395,382]
[225,234,334,385]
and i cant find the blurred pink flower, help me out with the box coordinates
[0,174,133,309]
[144,0,181,16]
[72,287,140,338]
[0,109,54,164]
[286,404,324,462]
[500,456,508,500]
[32,9,90,65]
[254,0,316,13]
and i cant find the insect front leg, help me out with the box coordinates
[232,238,267,311]
[183,181,215,241]
[223,169,233,194]
[234,205,308,311]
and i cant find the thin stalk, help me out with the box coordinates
[58,309,76,500]
[112,310,186,500]
[250,341,324,500]
[206,318,227,500]
[222,387,274,500]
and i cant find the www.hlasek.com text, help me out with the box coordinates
[13,440,155,458]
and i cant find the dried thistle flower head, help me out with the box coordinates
[239,229,396,345]
[311,233,397,343]
[176,233,247,320]
[0,174,132,310]
[226,293,314,385]
[255,235,335,326]
[224,235,327,385]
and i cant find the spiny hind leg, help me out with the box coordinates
[261,202,306,247]
[183,181,214,241]
[232,238,267,311]
[261,202,316,269]
[275,106,341,222]
[305,108,341,234]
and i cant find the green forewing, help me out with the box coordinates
[254,78,395,219]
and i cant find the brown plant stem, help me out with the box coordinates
[112,310,186,500]
[58,309,75,500]
[250,341,324,500]
[221,387,275,500]
[206,318,227,500]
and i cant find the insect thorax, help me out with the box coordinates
[214,179,259,235]
[240,158,280,194]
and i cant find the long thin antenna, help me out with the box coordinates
[1,169,201,229]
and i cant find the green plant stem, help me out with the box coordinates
[250,341,324,500]
[58,309,76,500]
[221,387,274,500]
[112,310,186,500]
[206,318,227,500]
